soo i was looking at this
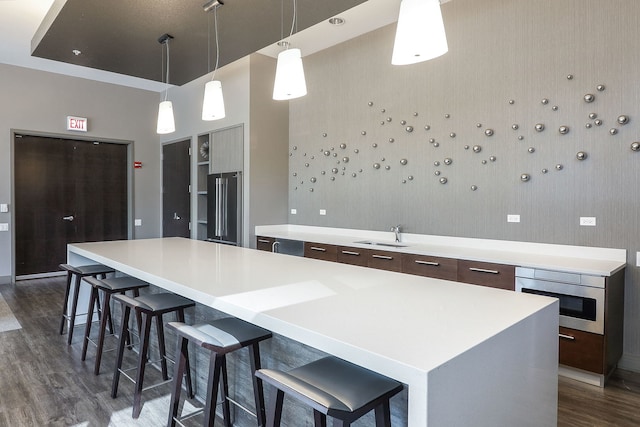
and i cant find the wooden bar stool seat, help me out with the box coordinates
[255,356,404,427]
[111,292,195,419]
[59,263,115,345]
[167,318,273,427]
[81,276,150,375]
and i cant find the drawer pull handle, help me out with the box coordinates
[310,247,327,252]
[372,255,393,260]
[415,260,440,266]
[469,267,499,274]
[342,250,360,256]
[559,333,575,341]
[258,239,270,243]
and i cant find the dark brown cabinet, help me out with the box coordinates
[457,260,515,291]
[559,326,605,374]
[367,250,402,272]
[337,246,370,267]
[304,242,338,262]
[256,236,275,252]
[402,253,458,281]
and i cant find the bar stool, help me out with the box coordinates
[166,318,273,427]
[255,356,404,427]
[59,263,115,345]
[81,276,150,375]
[111,293,196,419]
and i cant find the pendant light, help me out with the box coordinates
[273,0,307,100]
[392,0,448,65]
[202,1,226,121]
[157,33,176,134]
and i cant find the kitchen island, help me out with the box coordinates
[68,237,558,427]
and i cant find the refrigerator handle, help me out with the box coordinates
[215,177,228,237]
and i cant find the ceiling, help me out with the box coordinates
[0,0,451,91]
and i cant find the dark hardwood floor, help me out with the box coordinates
[1,277,639,426]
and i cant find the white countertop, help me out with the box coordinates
[68,237,559,426]
[256,224,626,277]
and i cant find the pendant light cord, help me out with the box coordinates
[284,0,297,48]
[163,39,171,102]
[212,7,220,81]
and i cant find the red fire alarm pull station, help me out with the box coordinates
[134,161,143,169]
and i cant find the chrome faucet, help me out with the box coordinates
[391,225,401,243]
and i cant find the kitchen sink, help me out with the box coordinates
[354,240,408,248]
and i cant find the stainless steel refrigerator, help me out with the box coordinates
[207,172,242,245]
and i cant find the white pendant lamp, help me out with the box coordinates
[202,2,226,121]
[273,47,307,100]
[272,0,307,101]
[157,33,176,134]
[157,100,176,134]
[392,0,448,65]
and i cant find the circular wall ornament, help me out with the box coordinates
[520,174,530,182]
[512,124,519,130]
[555,164,563,171]
[373,163,381,169]
[425,125,431,131]
[340,143,347,149]
[444,158,452,165]
[439,177,448,184]
[589,113,597,119]
[435,170,441,176]
[473,145,482,153]
[584,94,595,103]
[594,119,603,126]
[433,142,440,147]
[528,147,535,153]
[597,84,605,91]
[631,142,640,152]
[576,151,587,160]
[199,140,209,160]
[400,120,407,125]
[585,123,592,129]
[484,129,494,137]
[406,126,414,132]
[610,128,618,135]
[541,98,549,105]
[542,168,548,174]
[535,123,545,132]
[400,159,408,165]
[434,161,440,166]
[471,185,478,191]
[559,126,570,135]
[567,74,574,80]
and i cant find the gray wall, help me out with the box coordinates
[0,63,160,283]
[288,0,640,371]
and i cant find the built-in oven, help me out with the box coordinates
[515,267,605,335]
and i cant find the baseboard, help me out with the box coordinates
[0,276,11,285]
[618,353,640,373]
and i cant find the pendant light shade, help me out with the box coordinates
[157,33,175,134]
[202,3,226,121]
[273,48,307,101]
[202,80,226,120]
[157,100,175,134]
[392,0,448,65]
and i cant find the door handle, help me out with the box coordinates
[62,215,74,221]
[173,212,181,220]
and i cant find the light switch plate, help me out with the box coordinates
[507,214,520,223]
[319,209,326,216]
[580,217,596,226]
[290,209,297,215]
[637,251,640,267]
[134,219,142,226]
[0,223,8,232]
[0,204,7,213]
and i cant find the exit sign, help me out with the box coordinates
[67,116,88,132]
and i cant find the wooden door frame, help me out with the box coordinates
[9,129,134,281]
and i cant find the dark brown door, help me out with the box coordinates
[162,139,191,237]
[14,135,128,276]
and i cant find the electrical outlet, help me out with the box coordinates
[290,209,297,215]
[0,204,8,213]
[507,214,520,223]
[134,219,142,226]
[637,251,640,267]
[319,209,326,216]
[0,223,8,232]
[580,217,596,226]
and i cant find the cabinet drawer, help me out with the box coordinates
[368,250,402,272]
[256,236,274,252]
[337,246,370,267]
[402,253,457,281]
[304,242,338,262]
[558,327,604,374]
[457,260,515,290]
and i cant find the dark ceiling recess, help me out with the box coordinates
[31,0,368,86]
